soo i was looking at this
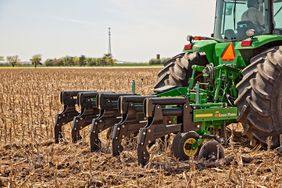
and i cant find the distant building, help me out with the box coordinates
[116,61,125,64]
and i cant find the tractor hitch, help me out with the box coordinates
[137,97,193,166]
[111,95,155,156]
[54,90,89,143]
[90,93,133,152]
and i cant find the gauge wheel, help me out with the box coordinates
[198,140,225,161]
[172,131,200,160]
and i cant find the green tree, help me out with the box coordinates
[100,54,115,65]
[31,54,42,68]
[86,57,98,66]
[62,56,75,66]
[149,58,161,65]
[79,55,86,66]
[73,57,80,66]
[6,55,20,67]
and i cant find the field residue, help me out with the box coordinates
[0,68,281,187]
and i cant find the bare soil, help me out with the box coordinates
[0,68,281,187]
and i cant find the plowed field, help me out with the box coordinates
[0,68,281,187]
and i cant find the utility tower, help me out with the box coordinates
[108,27,112,57]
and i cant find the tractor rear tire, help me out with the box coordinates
[157,53,185,79]
[235,46,282,148]
[154,52,209,91]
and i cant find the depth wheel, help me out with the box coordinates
[172,131,200,160]
[171,133,182,159]
[198,140,225,161]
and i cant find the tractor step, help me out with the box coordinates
[71,91,100,143]
[54,90,91,143]
[136,97,194,166]
[111,95,155,156]
[90,93,134,152]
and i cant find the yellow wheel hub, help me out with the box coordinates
[183,138,198,157]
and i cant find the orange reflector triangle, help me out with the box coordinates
[222,43,236,61]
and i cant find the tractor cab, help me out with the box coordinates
[214,0,282,41]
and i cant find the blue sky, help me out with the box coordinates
[0,0,216,62]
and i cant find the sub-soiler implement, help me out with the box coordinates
[54,0,282,166]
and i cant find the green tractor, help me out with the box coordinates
[54,0,282,166]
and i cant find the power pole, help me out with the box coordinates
[108,27,112,57]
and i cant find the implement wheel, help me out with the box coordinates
[198,140,224,161]
[172,131,200,160]
[171,133,182,159]
[235,46,282,148]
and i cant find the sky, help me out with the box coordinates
[0,0,216,62]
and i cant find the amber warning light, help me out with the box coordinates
[221,43,236,61]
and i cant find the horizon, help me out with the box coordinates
[0,0,216,62]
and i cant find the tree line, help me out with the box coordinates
[45,54,115,66]
[1,55,42,67]
[0,54,116,67]
[1,54,170,67]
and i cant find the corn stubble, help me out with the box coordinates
[0,68,281,187]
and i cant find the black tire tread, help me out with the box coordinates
[177,131,200,161]
[171,133,182,159]
[154,52,208,91]
[235,46,282,147]
[157,53,185,78]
